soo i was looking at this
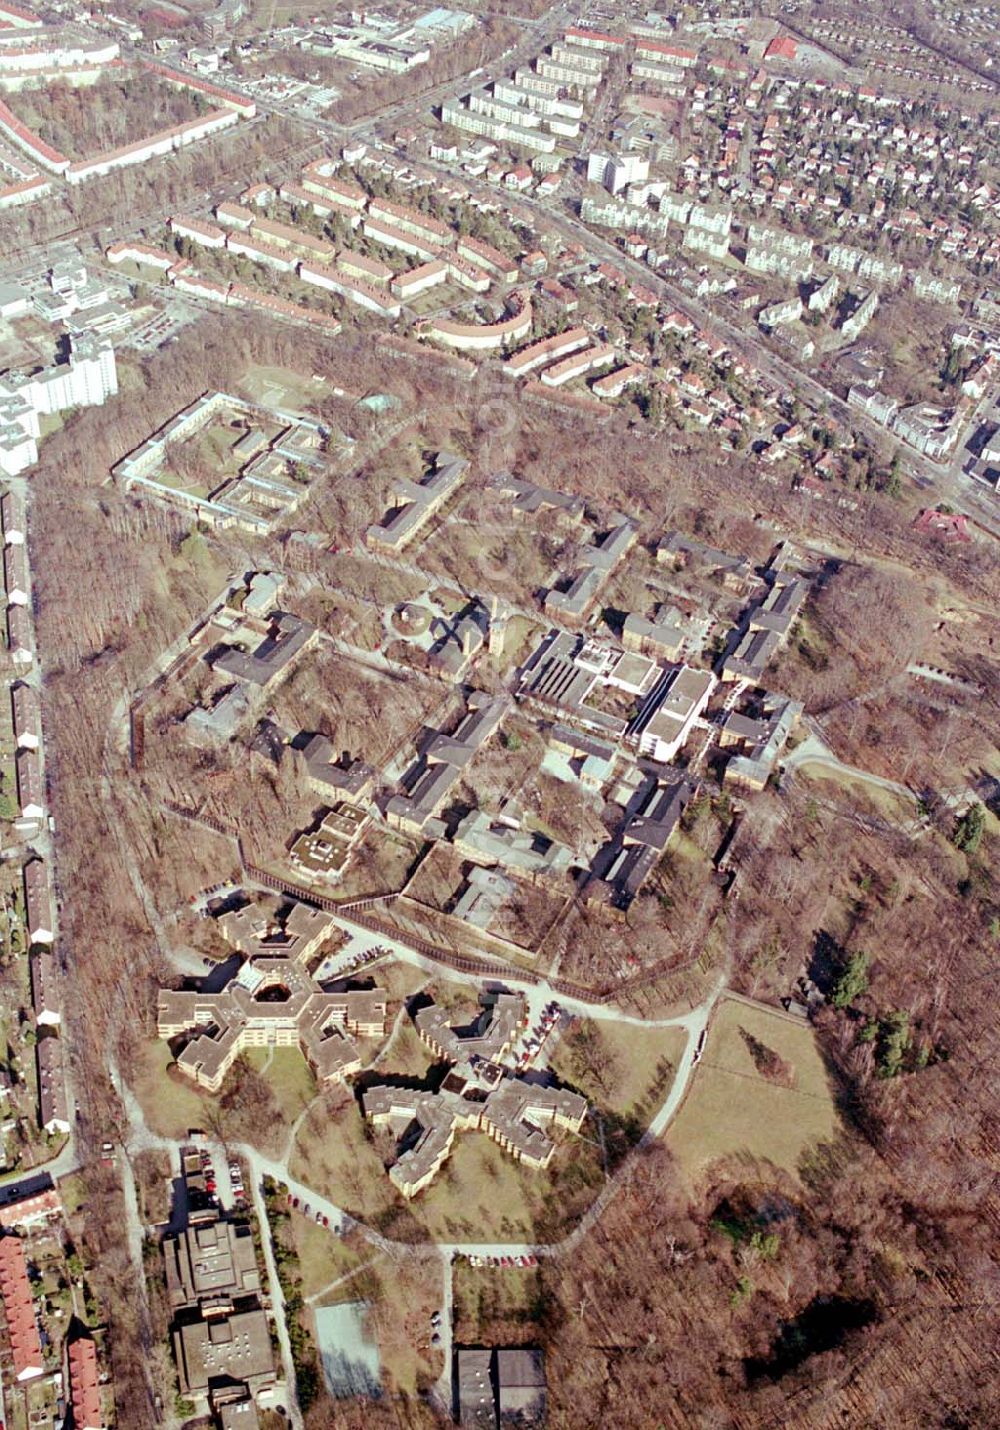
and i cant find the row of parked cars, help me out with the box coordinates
[287,1191,333,1229]
[464,1253,539,1269]
[514,1002,563,1071]
[230,1159,245,1202]
[334,944,389,974]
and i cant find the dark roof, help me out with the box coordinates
[213,612,313,686]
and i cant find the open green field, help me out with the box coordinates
[287,1210,378,1302]
[242,1047,317,1126]
[240,362,326,410]
[548,1017,686,1122]
[132,1039,318,1154]
[131,1039,214,1140]
[795,762,918,823]
[667,997,840,1183]
[154,469,211,499]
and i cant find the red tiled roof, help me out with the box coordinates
[68,1336,102,1429]
[0,1235,42,1381]
[765,35,798,61]
[140,59,255,114]
[565,26,625,46]
[0,96,66,167]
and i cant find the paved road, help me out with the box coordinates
[432,1252,454,1412]
[781,728,917,803]
[250,1168,305,1430]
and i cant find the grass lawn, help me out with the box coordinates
[132,1039,318,1150]
[499,613,542,672]
[366,1019,434,1080]
[199,422,242,470]
[795,763,917,823]
[242,1048,317,1126]
[548,1018,687,1122]
[240,363,324,410]
[131,1039,211,1141]
[57,1173,87,1216]
[667,997,840,1184]
[156,469,211,498]
[287,1211,377,1303]
[376,960,430,1006]
[0,760,17,822]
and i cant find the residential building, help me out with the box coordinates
[841,290,879,341]
[657,530,754,592]
[539,343,615,387]
[3,540,26,604]
[453,808,573,879]
[23,856,53,943]
[583,778,696,912]
[586,151,649,196]
[622,607,688,662]
[420,293,533,351]
[504,326,590,378]
[493,474,584,523]
[7,602,32,665]
[36,1034,69,1133]
[160,896,382,1088]
[414,993,524,1064]
[848,384,899,426]
[366,451,467,552]
[1,489,25,544]
[0,333,117,475]
[67,1335,104,1430]
[758,296,803,330]
[158,952,385,1092]
[0,1180,61,1230]
[289,803,370,883]
[364,1063,586,1199]
[298,737,375,804]
[721,693,802,789]
[0,1234,43,1381]
[543,515,637,624]
[386,692,508,836]
[30,950,60,1027]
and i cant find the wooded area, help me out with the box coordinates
[10,73,209,158]
[22,304,999,1425]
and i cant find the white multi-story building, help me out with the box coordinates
[0,27,119,73]
[587,151,649,196]
[0,334,117,475]
[440,98,556,153]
